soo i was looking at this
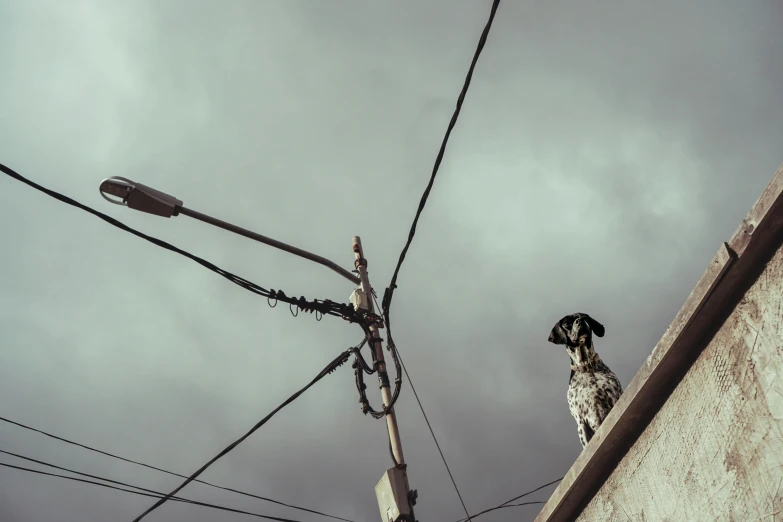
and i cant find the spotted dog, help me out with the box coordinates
[548,313,623,448]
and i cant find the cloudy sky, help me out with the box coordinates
[1,1,782,521]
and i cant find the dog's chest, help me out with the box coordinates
[566,366,621,419]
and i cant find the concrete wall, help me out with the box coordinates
[533,164,783,522]
[576,246,783,521]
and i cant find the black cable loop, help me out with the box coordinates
[350,323,399,420]
[348,305,404,421]
[289,303,299,317]
[352,349,376,375]
[352,328,378,415]
[376,302,403,416]
[354,366,370,415]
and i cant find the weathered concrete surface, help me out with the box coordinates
[535,163,783,522]
[576,246,783,521]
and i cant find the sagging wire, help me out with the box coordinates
[130,347,356,522]
[350,318,404,422]
[0,162,361,325]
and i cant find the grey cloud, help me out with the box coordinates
[1,1,782,521]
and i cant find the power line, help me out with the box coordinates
[500,501,546,509]
[0,417,353,522]
[379,0,501,520]
[382,0,500,313]
[0,162,361,324]
[371,293,470,519]
[468,501,546,519]
[4,2,513,520]
[1,449,206,502]
[455,477,562,522]
[130,347,355,522]
[383,318,468,518]
[0,460,304,522]
[1,450,303,521]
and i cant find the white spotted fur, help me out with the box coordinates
[550,314,623,448]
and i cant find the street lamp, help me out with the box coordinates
[98,176,416,522]
[99,176,360,285]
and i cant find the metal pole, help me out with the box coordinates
[352,236,406,464]
[97,177,360,285]
[179,206,360,285]
[352,237,416,521]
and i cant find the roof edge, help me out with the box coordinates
[534,161,783,522]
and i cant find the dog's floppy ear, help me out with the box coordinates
[583,314,605,337]
[548,321,568,345]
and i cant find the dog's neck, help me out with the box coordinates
[567,339,602,373]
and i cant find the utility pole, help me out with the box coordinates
[351,237,417,522]
[97,178,417,522]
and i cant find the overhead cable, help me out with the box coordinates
[382,0,501,314]
[130,346,355,522]
[455,476,563,522]
[379,0,501,520]
[0,416,352,522]
[0,162,361,324]
[0,460,303,522]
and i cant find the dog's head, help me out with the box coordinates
[548,313,605,347]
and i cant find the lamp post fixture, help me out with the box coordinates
[99,176,416,522]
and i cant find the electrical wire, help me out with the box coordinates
[1,449,304,520]
[0,449,168,496]
[0,460,304,522]
[0,163,366,520]
[0,162,361,324]
[465,501,546,520]
[382,0,500,315]
[499,501,546,509]
[0,415,354,522]
[350,322,403,423]
[130,347,355,522]
[6,0,506,519]
[378,0,500,518]
[348,322,402,467]
[455,477,563,522]
[371,295,472,520]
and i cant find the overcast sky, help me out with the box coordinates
[1,1,782,521]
